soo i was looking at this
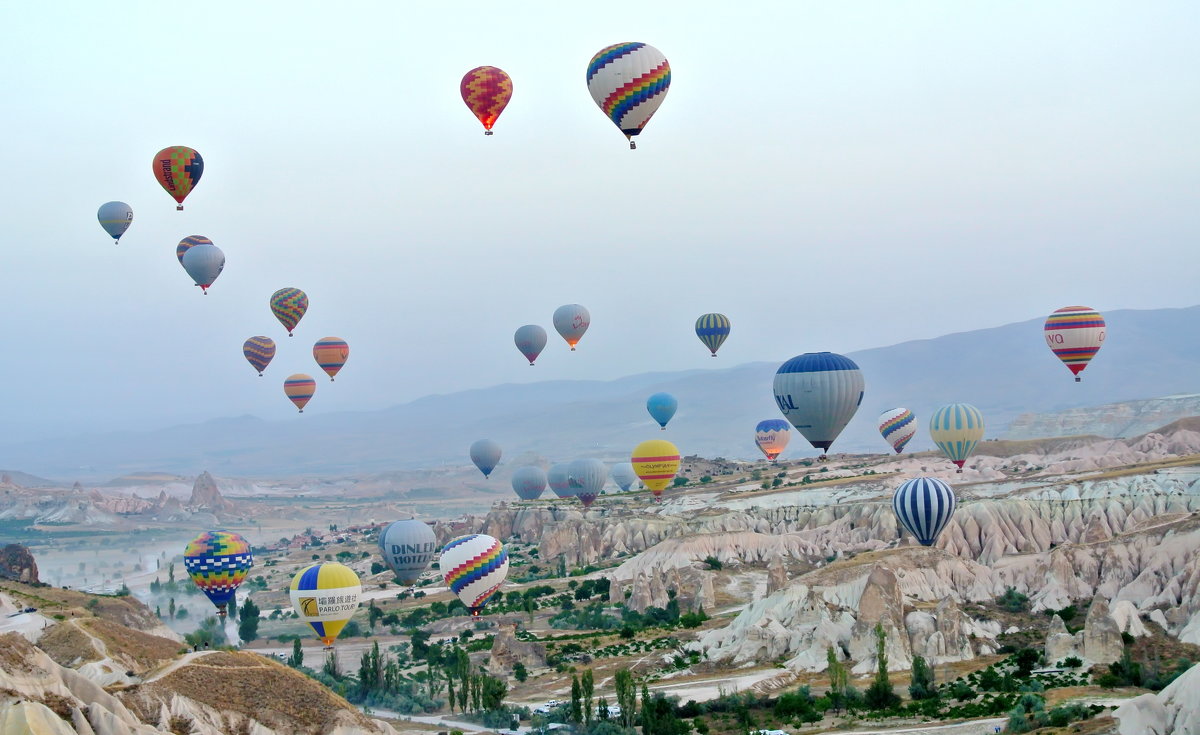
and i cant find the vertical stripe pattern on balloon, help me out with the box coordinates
[928,403,985,468]
[695,313,731,356]
[772,353,865,452]
[892,477,957,546]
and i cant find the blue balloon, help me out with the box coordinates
[892,477,957,546]
[646,392,678,429]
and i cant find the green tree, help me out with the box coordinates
[864,623,900,710]
[909,655,937,700]
[998,587,1030,612]
[512,661,528,682]
[827,646,848,712]
[287,638,303,668]
[614,668,637,728]
[672,476,689,487]
[479,674,507,711]
[582,669,595,725]
[238,597,260,642]
[324,648,340,678]
[168,597,176,620]
[358,640,383,693]
[570,675,583,723]
[523,594,536,625]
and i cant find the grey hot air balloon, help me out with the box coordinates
[552,304,590,351]
[568,458,607,508]
[547,462,574,498]
[469,439,502,478]
[511,466,547,500]
[377,519,437,585]
[610,462,638,492]
[181,243,225,295]
[514,325,548,366]
[97,201,133,243]
[772,352,864,456]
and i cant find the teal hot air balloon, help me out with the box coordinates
[646,392,678,430]
[695,313,730,357]
[470,439,501,478]
[610,462,638,492]
[378,519,437,586]
[772,352,864,456]
[97,201,133,243]
[929,403,985,473]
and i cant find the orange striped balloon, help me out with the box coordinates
[312,337,349,381]
[460,66,513,134]
[284,374,316,413]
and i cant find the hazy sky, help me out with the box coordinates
[1,1,1197,440]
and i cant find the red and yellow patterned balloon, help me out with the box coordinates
[152,146,203,210]
[460,66,513,135]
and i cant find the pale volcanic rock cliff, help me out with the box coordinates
[1112,660,1200,735]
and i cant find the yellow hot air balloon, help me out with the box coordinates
[289,562,361,647]
[631,439,680,501]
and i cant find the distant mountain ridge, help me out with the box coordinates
[0,305,1197,480]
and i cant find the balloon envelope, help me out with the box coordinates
[183,530,253,617]
[441,534,509,615]
[929,403,985,471]
[695,313,730,356]
[552,304,590,350]
[181,243,224,293]
[514,325,547,366]
[754,419,791,461]
[773,353,864,453]
[313,337,350,381]
[511,466,547,501]
[892,477,957,546]
[610,462,638,492]
[569,458,607,508]
[243,337,276,376]
[378,520,437,586]
[631,439,680,499]
[284,374,316,412]
[646,392,678,429]
[470,439,501,478]
[1044,306,1106,382]
[289,562,361,646]
[176,235,211,264]
[152,146,203,209]
[461,66,513,133]
[97,201,133,243]
[271,288,309,336]
[547,463,574,498]
[878,408,917,454]
[586,43,671,146]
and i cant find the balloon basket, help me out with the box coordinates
[484,131,494,136]
[570,347,576,352]
[629,141,637,150]
[176,205,184,211]
[1075,377,1081,383]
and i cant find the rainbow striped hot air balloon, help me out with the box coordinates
[271,288,309,337]
[183,530,253,618]
[586,42,671,149]
[695,313,731,357]
[1044,306,1106,382]
[289,562,361,647]
[929,403,984,473]
[152,146,203,210]
[631,439,680,501]
[176,235,211,264]
[460,66,513,135]
[313,337,349,381]
[284,374,316,413]
[441,534,509,616]
[878,408,916,454]
[243,336,276,376]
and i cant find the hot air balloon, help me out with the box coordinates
[441,534,509,616]
[514,325,547,366]
[929,403,984,473]
[289,562,361,647]
[610,462,638,492]
[378,519,437,586]
[773,353,864,456]
[892,477,957,546]
[878,408,916,454]
[181,243,224,294]
[152,146,203,210]
[631,439,680,501]
[97,202,133,244]
[1044,306,1106,382]
[243,337,276,376]
[183,530,253,619]
[553,304,590,351]
[460,66,513,135]
[271,288,309,336]
[313,337,349,381]
[695,313,730,357]
[568,458,607,508]
[754,419,791,461]
[586,43,671,149]
[511,466,547,500]
[547,463,574,498]
[646,392,678,430]
[284,374,316,413]
[176,235,210,263]
[470,439,501,478]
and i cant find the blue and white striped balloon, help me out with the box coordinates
[892,477,957,547]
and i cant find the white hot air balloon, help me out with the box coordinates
[97,201,133,243]
[568,458,607,508]
[586,42,671,149]
[181,243,225,294]
[552,304,590,351]
[772,352,864,457]
[440,534,509,615]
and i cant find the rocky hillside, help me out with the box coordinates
[1007,393,1200,440]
